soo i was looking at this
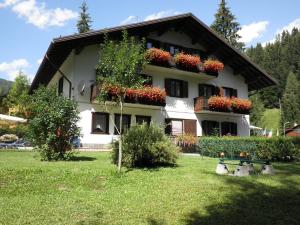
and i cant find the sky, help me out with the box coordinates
[0,0,300,82]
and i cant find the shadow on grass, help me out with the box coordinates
[69,156,97,161]
[183,163,300,225]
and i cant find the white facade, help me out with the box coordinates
[47,30,250,148]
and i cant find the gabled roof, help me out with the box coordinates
[285,124,300,134]
[30,13,277,92]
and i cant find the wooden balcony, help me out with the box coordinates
[194,96,250,116]
[194,97,209,112]
[90,85,166,107]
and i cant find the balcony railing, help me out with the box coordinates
[194,97,209,112]
[90,85,166,107]
[194,96,252,114]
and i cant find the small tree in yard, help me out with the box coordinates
[96,31,147,172]
[29,87,80,161]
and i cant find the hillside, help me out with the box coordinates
[262,108,280,132]
[0,78,13,97]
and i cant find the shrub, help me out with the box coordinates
[198,136,299,161]
[208,96,231,112]
[203,59,224,75]
[145,48,171,67]
[175,134,198,153]
[174,52,201,72]
[231,98,252,114]
[29,87,80,161]
[112,123,179,167]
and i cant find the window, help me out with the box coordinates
[221,122,237,136]
[165,119,197,136]
[222,87,238,98]
[202,120,220,136]
[146,39,160,49]
[199,84,219,98]
[58,77,64,95]
[91,113,109,134]
[165,79,188,98]
[114,114,131,134]
[136,115,151,125]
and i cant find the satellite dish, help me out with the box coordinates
[77,80,86,96]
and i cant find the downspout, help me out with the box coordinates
[45,54,72,99]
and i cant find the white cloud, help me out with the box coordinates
[0,0,19,8]
[0,58,30,80]
[120,10,182,25]
[144,10,182,21]
[277,18,300,34]
[37,58,42,65]
[120,15,139,25]
[238,21,269,44]
[0,0,77,29]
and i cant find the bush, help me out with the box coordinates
[29,87,80,161]
[198,136,299,161]
[112,123,179,167]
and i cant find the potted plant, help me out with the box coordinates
[174,52,201,72]
[145,48,171,67]
[208,96,231,112]
[231,98,252,114]
[203,59,224,76]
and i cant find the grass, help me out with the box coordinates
[0,151,300,225]
[262,108,280,131]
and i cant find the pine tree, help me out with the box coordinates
[250,94,265,127]
[77,1,92,33]
[281,72,300,126]
[211,0,244,50]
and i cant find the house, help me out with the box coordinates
[30,13,276,148]
[285,125,300,137]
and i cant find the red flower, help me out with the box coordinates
[174,52,201,72]
[203,59,224,74]
[145,48,171,66]
[208,96,231,112]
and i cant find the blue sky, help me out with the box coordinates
[0,0,300,81]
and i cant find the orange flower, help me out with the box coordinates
[208,96,231,112]
[203,59,224,74]
[174,52,201,72]
[145,48,171,66]
[231,98,252,114]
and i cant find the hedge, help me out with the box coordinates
[198,136,300,161]
[0,125,28,139]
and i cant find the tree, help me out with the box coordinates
[250,94,265,127]
[4,71,30,117]
[77,1,92,33]
[211,0,244,50]
[281,72,300,128]
[95,31,147,172]
[29,87,80,161]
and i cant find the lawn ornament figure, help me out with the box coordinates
[261,161,275,175]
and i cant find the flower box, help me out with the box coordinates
[231,98,252,114]
[174,52,201,73]
[145,48,171,67]
[203,59,224,76]
[208,96,231,112]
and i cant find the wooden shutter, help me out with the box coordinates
[182,81,188,98]
[165,79,171,96]
[199,84,204,97]
[231,123,238,136]
[184,119,197,135]
[165,119,172,135]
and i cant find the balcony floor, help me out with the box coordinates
[195,110,248,117]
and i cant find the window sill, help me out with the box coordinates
[91,132,110,135]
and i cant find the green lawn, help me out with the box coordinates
[0,151,300,225]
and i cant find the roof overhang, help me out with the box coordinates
[30,13,277,93]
